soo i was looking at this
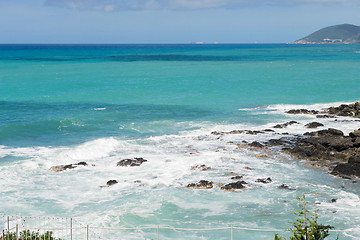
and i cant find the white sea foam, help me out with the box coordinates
[1,103,360,239]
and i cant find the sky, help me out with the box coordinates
[0,0,360,43]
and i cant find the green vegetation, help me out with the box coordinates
[1,230,63,240]
[295,24,360,43]
[275,195,335,240]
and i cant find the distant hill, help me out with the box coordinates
[294,24,360,44]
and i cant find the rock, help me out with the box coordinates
[305,122,324,129]
[273,121,299,129]
[304,128,344,137]
[191,164,211,171]
[332,163,360,177]
[326,102,360,118]
[331,198,337,203]
[231,175,243,180]
[220,181,246,191]
[256,177,272,184]
[106,180,118,186]
[266,138,289,146]
[277,184,296,190]
[248,141,264,148]
[349,129,360,138]
[186,180,213,189]
[348,155,360,164]
[316,115,336,118]
[117,157,147,167]
[286,109,319,115]
[50,162,88,172]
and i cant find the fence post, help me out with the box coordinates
[70,218,73,240]
[230,226,233,240]
[86,225,89,240]
[157,225,159,240]
[7,216,9,240]
[15,224,18,240]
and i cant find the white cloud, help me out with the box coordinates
[44,0,360,11]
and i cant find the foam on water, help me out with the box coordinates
[1,102,360,239]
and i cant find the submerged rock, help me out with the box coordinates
[191,164,211,171]
[187,180,213,189]
[231,175,244,180]
[220,181,246,191]
[50,162,88,172]
[277,184,296,190]
[248,141,264,148]
[117,157,147,167]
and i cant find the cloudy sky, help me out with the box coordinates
[0,0,360,43]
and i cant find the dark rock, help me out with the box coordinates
[277,184,296,190]
[305,128,344,137]
[266,138,289,146]
[117,157,148,167]
[248,141,264,148]
[349,155,360,164]
[106,180,118,186]
[256,177,272,184]
[349,129,360,138]
[75,161,88,166]
[264,129,275,132]
[273,121,299,129]
[316,115,336,118]
[220,181,246,191]
[332,163,360,177]
[331,198,337,203]
[326,102,360,118]
[305,122,324,129]
[286,109,319,115]
[187,180,213,189]
[231,175,243,180]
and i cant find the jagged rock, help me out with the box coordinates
[191,164,211,171]
[248,141,264,148]
[327,102,360,117]
[273,121,299,129]
[50,162,88,172]
[117,157,147,167]
[277,184,296,190]
[305,122,324,129]
[220,181,246,191]
[286,109,319,115]
[256,177,272,183]
[332,163,360,177]
[187,180,213,189]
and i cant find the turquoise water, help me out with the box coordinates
[1,44,360,239]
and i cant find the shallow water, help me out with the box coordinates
[0,44,360,239]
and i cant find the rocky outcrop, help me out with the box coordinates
[286,102,360,118]
[187,180,213,189]
[116,157,147,167]
[220,181,246,191]
[305,122,324,129]
[50,162,88,172]
[248,141,264,148]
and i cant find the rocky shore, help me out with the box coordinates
[49,102,360,192]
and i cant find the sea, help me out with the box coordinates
[0,44,360,239]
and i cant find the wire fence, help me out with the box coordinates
[0,215,356,240]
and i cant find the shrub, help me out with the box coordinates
[275,194,335,240]
[1,230,63,240]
